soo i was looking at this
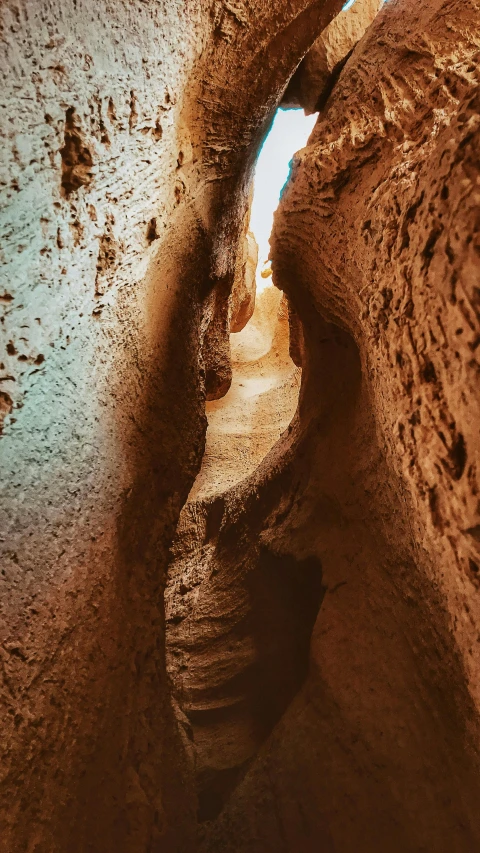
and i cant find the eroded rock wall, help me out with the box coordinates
[166,288,303,822]
[0,2,209,850]
[0,1,343,850]
[202,0,480,850]
[282,0,382,112]
[277,0,480,721]
[4,0,477,849]
[195,0,345,400]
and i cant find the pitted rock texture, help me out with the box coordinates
[0,1,343,850]
[201,0,480,851]
[0,3,208,851]
[276,0,480,714]
[282,0,382,113]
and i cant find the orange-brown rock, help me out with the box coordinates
[0,1,343,850]
[2,0,480,850]
[287,298,306,367]
[166,285,302,821]
[282,0,382,113]
[203,0,480,851]
[229,232,258,334]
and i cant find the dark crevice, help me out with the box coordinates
[60,107,94,197]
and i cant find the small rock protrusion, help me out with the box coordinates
[129,90,138,132]
[0,391,13,434]
[146,218,159,244]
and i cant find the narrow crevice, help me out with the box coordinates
[60,107,94,196]
[165,109,324,826]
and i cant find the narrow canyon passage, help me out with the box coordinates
[189,286,300,501]
[189,107,315,500]
[166,107,318,825]
[2,0,480,851]
[167,4,480,845]
[166,283,309,826]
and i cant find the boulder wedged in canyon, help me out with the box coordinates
[282,0,382,113]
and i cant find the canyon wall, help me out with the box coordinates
[0,1,343,850]
[2,0,479,850]
[202,0,480,850]
[0,2,208,850]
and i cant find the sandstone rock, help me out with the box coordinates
[0,1,343,849]
[4,0,479,849]
[282,0,383,113]
[166,285,304,821]
[287,298,305,367]
[203,0,480,850]
[229,232,258,334]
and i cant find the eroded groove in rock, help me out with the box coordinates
[166,284,310,820]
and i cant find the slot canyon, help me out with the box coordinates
[1,0,480,850]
